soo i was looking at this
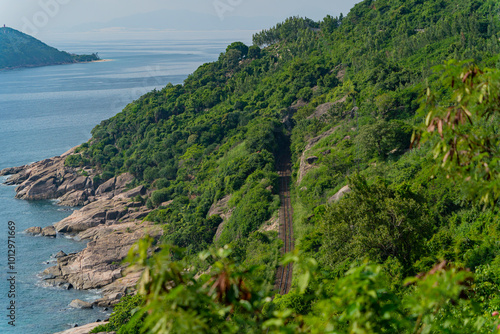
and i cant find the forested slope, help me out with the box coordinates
[0,27,99,69]
[71,0,500,332]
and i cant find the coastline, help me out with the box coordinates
[0,38,217,333]
[87,59,114,63]
[0,59,112,71]
[53,321,109,334]
[0,150,162,333]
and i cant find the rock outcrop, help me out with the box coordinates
[2,155,161,309]
[25,226,42,235]
[42,225,57,238]
[69,299,93,309]
[93,270,142,307]
[54,185,147,234]
[328,185,351,203]
[53,321,109,334]
[208,195,233,242]
[297,125,339,184]
[306,95,347,120]
[43,220,161,291]
[1,148,93,201]
[55,251,67,258]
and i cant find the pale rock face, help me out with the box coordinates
[69,299,93,309]
[2,155,159,309]
[42,220,162,297]
[53,321,109,334]
[57,189,90,207]
[25,226,42,235]
[95,172,135,196]
[208,195,233,242]
[328,185,351,203]
[41,225,57,238]
[297,126,339,184]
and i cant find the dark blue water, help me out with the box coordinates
[0,38,231,334]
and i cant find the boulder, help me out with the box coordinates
[55,251,67,259]
[53,322,109,334]
[57,190,88,207]
[41,225,57,238]
[16,176,59,200]
[54,200,110,233]
[57,176,88,194]
[115,185,145,200]
[160,200,173,207]
[42,265,62,279]
[95,177,115,196]
[128,211,150,221]
[93,271,142,307]
[328,185,351,203]
[44,278,72,289]
[106,210,120,221]
[95,173,134,196]
[114,173,134,192]
[69,299,93,309]
[127,201,143,208]
[25,226,42,235]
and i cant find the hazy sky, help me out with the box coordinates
[1,0,361,41]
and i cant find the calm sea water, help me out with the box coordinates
[0,38,233,334]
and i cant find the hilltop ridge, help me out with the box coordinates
[0,27,99,70]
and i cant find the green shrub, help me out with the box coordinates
[151,188,172,207]
[90,294,144,334]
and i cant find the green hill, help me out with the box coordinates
[0,27,99,70]
[61,0,500,332]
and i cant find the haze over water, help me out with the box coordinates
[0,38,231,334]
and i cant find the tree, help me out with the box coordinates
[226,42,249,58]
[248,45,261,59]
[356,119,411,159]
[319,176,433,271]
[320,15,340,34]
[223,49,243,68]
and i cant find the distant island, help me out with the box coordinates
[0,27,100,70]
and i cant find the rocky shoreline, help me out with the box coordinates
[0,148,163,330]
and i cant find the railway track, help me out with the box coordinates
[275,154,294,295]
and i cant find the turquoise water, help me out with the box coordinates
[0,38,231,334]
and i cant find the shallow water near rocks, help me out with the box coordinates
[0,38,232,334]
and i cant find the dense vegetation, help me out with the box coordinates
[0,27,99,70]
[81,0,500,332]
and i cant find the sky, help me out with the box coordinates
[0,0,362,42]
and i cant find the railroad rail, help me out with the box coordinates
[275,154,294,295]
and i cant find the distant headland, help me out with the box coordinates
[0,26,100,70]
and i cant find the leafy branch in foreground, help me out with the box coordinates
[125,238,275,334]
[414,60,500,205]
[115,236,500,334]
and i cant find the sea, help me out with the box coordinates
[0,37,241,334]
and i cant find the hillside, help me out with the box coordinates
[4,0,500,333]
[0,27,99,70]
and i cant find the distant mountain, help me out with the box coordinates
[69,9,278,32]
[0,27,99,70]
